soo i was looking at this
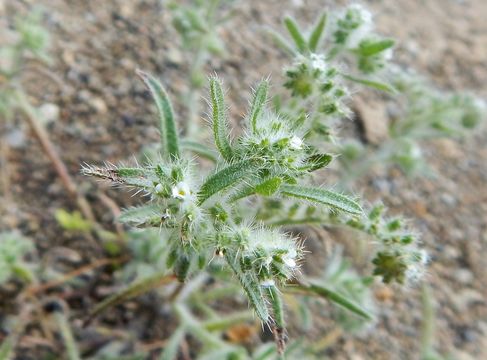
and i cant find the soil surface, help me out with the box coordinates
[1,0,486,359]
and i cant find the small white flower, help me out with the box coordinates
[260,279,275,288]
[289,136,303,150]
[283,248,298,268]
[310,53,327,72]
[283,256,297,268]
[171,182,191,200]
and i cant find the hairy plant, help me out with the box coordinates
[83,69,426,353]
[268,5,485,181]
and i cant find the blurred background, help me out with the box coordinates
[0,0,486,359]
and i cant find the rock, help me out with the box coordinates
[451,288,484,312]
[5,129,26,149]
[89,97,108,114]
[354,96,390,144]
[39,103,60,124]
[440,193,458,206]
[433,138,463,160]
[454,268,474,284]
[62,49,76,66]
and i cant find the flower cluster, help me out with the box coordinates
[347,204,428,284]
[284,55,352,118]
[332,4,394,74]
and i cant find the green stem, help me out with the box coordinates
[54,312,81,360]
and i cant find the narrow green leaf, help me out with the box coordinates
[209,77,233,161]
[267,286,286,355]
[0,333,16,360]
[297,154,332,172]
[280,184,362,215]
[198,159,257,204]
[54,312,81,360]
[81,165,157,189]
[119,204,165,227]
[267,287,285,329]
[308,13,327,52]
[284,17,307,53]
[264,27,296,56]
[136,70,180,159]
[225,253,269,323]
[249,80,269,134]
[159,327,186,360]
[180,139,218,162]
[230,177,282,202]
[255,177,282,196]
[303,282,373,321]
[343,74,396,93]
[358,39,394,57]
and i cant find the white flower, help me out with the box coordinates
[171,182,191,200]
[310,53,327,72]
[289,136,303,150]
[283,248,298,268]
[260,279,275,288]
[283,256,297,268]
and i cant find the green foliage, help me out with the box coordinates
[55,209,92,232]
[137,70,180,160]
[271,5,484,180]
[347,204,428,284]
[0,9,51,120]
[83,72,391,342]
[169,0,229,58]
[83,59,430,354]
[0,231,34,284]
[209,77,234,160]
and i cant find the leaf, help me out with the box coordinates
[225,253,269,323]
[230,177,282,202]
[264,27,296,56]
[136,70,180,159]
[209,77,233,161]
[81,165,157,188]
[198,159,258,204]
[297,154,332,172]
[343,74,396,93]
[0,333,16,360]
[255,177,282,196]
[119,204,164,227]
[180,139,218,162]
[308,13,327,52]
[280,185,362,214]
[288,282,374,321]
[55,209,92,232]
[267,286,286,355]
[249,80,269,134]
[159,327,186,360]
[284,17,307,53]
[358,39,394,57]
